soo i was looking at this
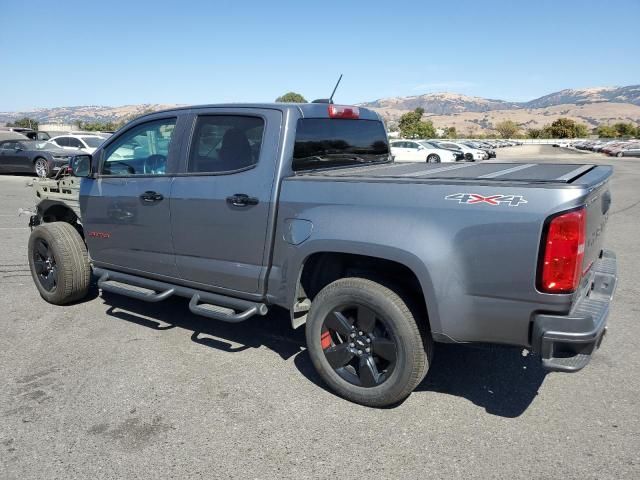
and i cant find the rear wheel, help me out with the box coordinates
[616,152,623,158]
[28,222,90,305]
[305,277,431,407]
[34,158,50,178]
[426,154,440,163]
[464,152,474,161]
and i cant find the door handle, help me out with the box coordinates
[226,193,259,207]
[140,191,164,203]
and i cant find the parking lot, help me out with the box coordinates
[0,145,638,479]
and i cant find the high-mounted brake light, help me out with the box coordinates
[328,105,359,119]
[539,208,586,293]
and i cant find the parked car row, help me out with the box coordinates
[390,139,518,163]
[0,131,111,177]
[570,139,640,158]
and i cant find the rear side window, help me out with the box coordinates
[188,115,264,173]
[55,137,70,147]
[293,119,389,172]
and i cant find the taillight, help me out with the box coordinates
[328,105,359,119]
[539,208,586,293]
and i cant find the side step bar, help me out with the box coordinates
[95,268,268,323]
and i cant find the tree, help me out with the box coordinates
[544,118,589,138]
[443,126,457,139]
[7,117,39,130]
[398,108,436,139]
[596,125,618,138]
[275,92,307,103]
[612,122,637,137]
[494,120,519,138]
[526,128,543,139]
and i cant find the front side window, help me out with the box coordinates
[188,115,264,173]
[68,138,84,148]
[102,118,176,176]
[81,137,103,148]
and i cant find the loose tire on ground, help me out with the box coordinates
[305,277,432,407]
[28,222,90,305]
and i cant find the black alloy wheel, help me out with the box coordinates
[32,238,58,292]
[320,304,397,387]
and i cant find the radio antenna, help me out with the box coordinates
[328,74,343,104]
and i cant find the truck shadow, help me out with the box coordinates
[100,292,546,418]
[415,343,547,417]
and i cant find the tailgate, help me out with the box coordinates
[582,175,613,274]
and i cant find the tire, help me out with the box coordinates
[616,152,623,158]
[464,152,474,161]
[305,277,431,407]
[426,154,440,163]
[34,157,50,178]
[28,222,90,305]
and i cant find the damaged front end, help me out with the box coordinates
[19,167,82,230]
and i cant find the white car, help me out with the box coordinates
[432,141,488,161]
[47,134,105,154]
[390,140,462,163]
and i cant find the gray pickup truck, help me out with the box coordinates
[26,103,617,407]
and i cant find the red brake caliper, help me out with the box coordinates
[320,330,332,349]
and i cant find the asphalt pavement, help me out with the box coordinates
[0,145,638,479]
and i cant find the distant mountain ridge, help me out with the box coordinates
[0,103,182,125]
[357,84,640,134]
[1,85,639,135]
[358,85,640,114]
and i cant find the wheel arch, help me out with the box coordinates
[287,248,439,335]
[35,200,83,239]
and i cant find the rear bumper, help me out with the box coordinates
[531,250,617,372]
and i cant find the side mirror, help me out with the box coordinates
[70,154,93,178]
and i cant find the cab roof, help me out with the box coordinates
[137,103,382,121]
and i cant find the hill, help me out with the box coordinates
[358,85,640,134]
[1,85,639,135]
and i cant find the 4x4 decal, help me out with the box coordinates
[445,193,528,206]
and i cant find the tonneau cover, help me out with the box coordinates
[300,162,595,184]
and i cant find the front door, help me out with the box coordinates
[81,116,181,278]
[0,141,19,171]
[170,109,282,295]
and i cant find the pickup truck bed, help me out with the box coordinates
[300,162,596,184]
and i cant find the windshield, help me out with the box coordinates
[80,137,103,148]
[293,119,390,172]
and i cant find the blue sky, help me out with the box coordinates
[1,0,638,111]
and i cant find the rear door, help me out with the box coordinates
[81,115,184,277]
[391,141,413,161]
[170,108,282,295]
[405,141,426,161]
